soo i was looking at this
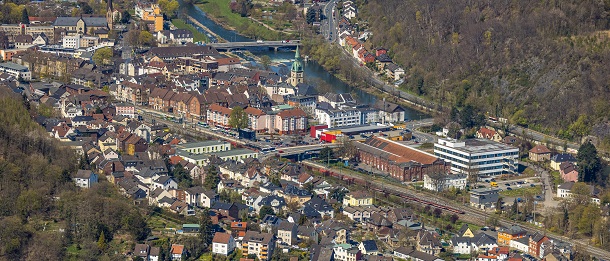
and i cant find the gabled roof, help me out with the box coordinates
[74,169,94,179]
[551,153,576,163]
[360,240,378,252]
[213,232,232,244]
[530,144,551,154]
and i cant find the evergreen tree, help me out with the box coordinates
[577,141,602,184]
[97,232,107,251]
[199,210,213,247]
[204,165,220,190]
[21,8,29,25]
[259,205,275,218]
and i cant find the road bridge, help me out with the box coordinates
[209,40,301,51]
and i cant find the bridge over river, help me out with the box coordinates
[208,41,301,51]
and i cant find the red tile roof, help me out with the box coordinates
[277,108,307,118]
[212,232,232,244]
[529,144,551,154]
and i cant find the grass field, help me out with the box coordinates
[171,19,210,43]
[500,186,542,197]
[197,0,286,40]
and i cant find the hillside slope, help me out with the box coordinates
[361,0,610,141]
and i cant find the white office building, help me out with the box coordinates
[315,107,362,128]
[0,62,32,81]
[434,138,518,176]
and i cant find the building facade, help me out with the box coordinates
[434,138,519,176]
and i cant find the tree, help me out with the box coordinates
[199,210,213,247]
[138,31,154,46]
[571,182,592,205]
[21,8,28,24]
[330,187,347,202]
[120,10,131,24]
[260,55,272,70]
[577,141,601,184]
[158,0,180,18]
[203,165,220,190]
[172,164,193,189]
[320,147,334,164]
[92,47,113,66]
[427,172,447,192]
[97,232,107,251]
[259,205,275,218]
[81,2,93,14]
[228,106,248,130]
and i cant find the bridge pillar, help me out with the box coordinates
[274,47,279,52]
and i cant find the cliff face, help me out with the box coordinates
[361,0,610,138]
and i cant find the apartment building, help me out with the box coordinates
[242,231,275,261]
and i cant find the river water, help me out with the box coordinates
[181,4,429,120]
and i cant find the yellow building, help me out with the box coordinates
[136,3,164,32]
[342,191,374,207]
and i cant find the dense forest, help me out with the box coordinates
[0,90,148,260]
[360,0,610,144]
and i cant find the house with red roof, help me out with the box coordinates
[207,104,232,127]
[212,232,236,256]
[476,127,503,142]
[529,144,551,162]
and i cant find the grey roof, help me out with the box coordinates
[472,233,496,246]
[0,62,29,71]
[154,175,173,184]
[74,169,93,179]
[278,221,297,231]
[551,153,577,163]
[360,240,378,252]
[458,224,470,236]
[54,17,108,27]
[176,140,230,150]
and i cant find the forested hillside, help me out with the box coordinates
[0,90,148,260]
[361,0,610,143]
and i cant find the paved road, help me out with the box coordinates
[321,0,339,42]
[303,160,610,259]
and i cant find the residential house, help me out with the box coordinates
[550,153,577,171]
[529,232,549,258]
[469,188,501,210]
[393,247,443,261]
[277,222,297,246]
[343,191,373,207]
[170,244,185,261]
[457,224,475,238]
[556,182,599,204]
[333,244,361,261]
[185,186,217,208]
[212,232,236,256]
[450,233,497,255]
[73,169,98,188]
[275,108,307,134]
[423,174,467,192]
[417,230,442,256]
[529,145,551,162]
[134,244,160,261]
[242,231,275,261]
[303,196,334,218]
[358,240,379,255]
[152,176,178,190]
[497,225,526,245]
[476,127,503,142]
[559,162,578,182]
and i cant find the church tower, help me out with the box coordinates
[106,0,114,30]
[289,46,304,87]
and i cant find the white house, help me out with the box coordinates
[185,186,217,208]
[0,62,32,81]
[358,240,379,255]
[424,174,467,192]
[152,176,178,191]
[170,244,185,261]
[212,232,236,256]
[509,237,529,253]
[73,169,98,188]
[450,234,498,255]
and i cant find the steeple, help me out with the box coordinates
[291,46,303,73]
[289,46,304,86]
[106,0,114,30]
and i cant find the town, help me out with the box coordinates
[0,0,609,261]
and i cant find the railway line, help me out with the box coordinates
[301,160,610,259]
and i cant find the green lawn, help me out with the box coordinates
[500,186,542,197]
[171,19,210,43]
[197,0,286,40]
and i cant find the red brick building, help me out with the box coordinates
[355,137,450,182]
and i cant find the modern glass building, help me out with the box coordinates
[434,138,519,176]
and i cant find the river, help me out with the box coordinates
[181,4,429,121]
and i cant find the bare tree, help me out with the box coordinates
[427,171,447,192]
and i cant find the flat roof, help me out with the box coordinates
[470,188,501,195]
[0,62,28,71]
[176,140,230,150]
[212,148,257,157]
[436,138,517,154]
[324,124,392,134]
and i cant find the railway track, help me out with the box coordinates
[301,160,610,259]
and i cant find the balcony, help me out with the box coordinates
[261,246,268,251]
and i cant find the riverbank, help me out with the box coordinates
[195,0,287,40]
[171,19,210,43]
